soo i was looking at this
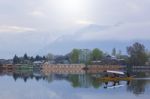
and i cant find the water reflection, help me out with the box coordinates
[0,68,150,99]
[126,72,150,95]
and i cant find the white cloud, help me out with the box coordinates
[0,25,36,33]
[126,2,142,13]
[30,10,46,18]
[0,0,150,58]
[76,20,94,26]
[71,22,150,41]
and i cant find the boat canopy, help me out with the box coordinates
[106,70,125,75]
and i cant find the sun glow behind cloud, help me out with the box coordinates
[43,0,90,26]
[49,0,87,15]
[76,20,93,25]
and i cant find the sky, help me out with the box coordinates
[0,0,150,59]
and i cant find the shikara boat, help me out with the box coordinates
[95,70,134,82]
[96,76,134,82]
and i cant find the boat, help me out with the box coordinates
[96,76,134,82]
[94,70,134,82]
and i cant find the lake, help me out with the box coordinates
[0,69,150,99]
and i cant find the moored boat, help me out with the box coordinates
[96,76,134,82]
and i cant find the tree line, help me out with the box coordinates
[13,42,150,66]
[13,54,46,64]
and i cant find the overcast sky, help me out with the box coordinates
[0,0,150,58]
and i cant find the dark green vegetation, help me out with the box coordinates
[13,54,46,64]
[127,42,148,66]
[91,48,103,61]
[12,42,150,66]
[70,49,80,63]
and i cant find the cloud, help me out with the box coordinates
[30,11,46,18]
[59,22,150,41]
[126,2,142,13]
[76,20,94,25]
[0,25,36,33]
[0,0,150,58]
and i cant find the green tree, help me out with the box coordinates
[42,56,46,60]
[116,50,122,58]
[91,48,103,61]
[70,49,80,63]
[112,48,116,56]
[13,55,20,64]
[127,42,148,66]
[23,53,28,60]
[147,51,150,59]
[46,53,54,61]
[30,56,34,62]
[35,55,42,61]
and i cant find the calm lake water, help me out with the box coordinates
[0,70,150,99]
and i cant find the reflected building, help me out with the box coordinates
[78,74,92,88]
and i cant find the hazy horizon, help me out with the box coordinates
[0,0,150,59]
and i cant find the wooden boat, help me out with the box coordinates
[94,70,134,82]
[96,76,134,82]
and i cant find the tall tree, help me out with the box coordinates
[91,48,103,61]
[127,42,148,66]
[13,55,20,64]
[30,56,34,62]
[42,56,46,60]
[112,48,116,56]
[35,55,42,61]
[70,49,80,63]
[147,51,150,59]
[116,50,122,58]
[23,53,28,60]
